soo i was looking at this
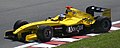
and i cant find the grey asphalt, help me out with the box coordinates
[0,0,120,48]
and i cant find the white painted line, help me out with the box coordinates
[86,33,100,36]
[110,26,120,30]
[31,43,58,48]
[51,38,81,42]
[112,20,120,25]
[14,42,39,48]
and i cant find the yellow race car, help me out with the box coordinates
[5,6,111,42]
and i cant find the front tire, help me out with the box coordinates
[13,20,28,30]
[37,25,53,42]
[13,20,29,41]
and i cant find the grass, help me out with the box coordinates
[56,30,120,48]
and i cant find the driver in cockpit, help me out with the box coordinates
[58,14,66,21]
[52,6,74,21]
[58,6,73,20]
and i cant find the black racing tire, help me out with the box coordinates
[13,20,29,30]
[94,16,111,33]
[37,25,53,43]
[13,20,29,41]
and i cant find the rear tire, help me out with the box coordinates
[94,16,111,33]
[37,25,53,42]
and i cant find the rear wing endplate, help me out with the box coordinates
[86,6,111,19]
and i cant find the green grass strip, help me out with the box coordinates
[56,30,120,48]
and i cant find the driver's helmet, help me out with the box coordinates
[58,14,65,20]
[59,14,65,17]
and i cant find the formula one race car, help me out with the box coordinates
[5,6,111,42]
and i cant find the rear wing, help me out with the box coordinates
[86,6,111,19]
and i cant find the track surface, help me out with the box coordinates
[0,0,120,48]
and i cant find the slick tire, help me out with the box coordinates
[94,16,111,33]
[13,20,29,41]
[37,25,53,43]
[13,20,29,30]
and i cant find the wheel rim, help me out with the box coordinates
[102,20,111,29]
[44,29,52,38]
